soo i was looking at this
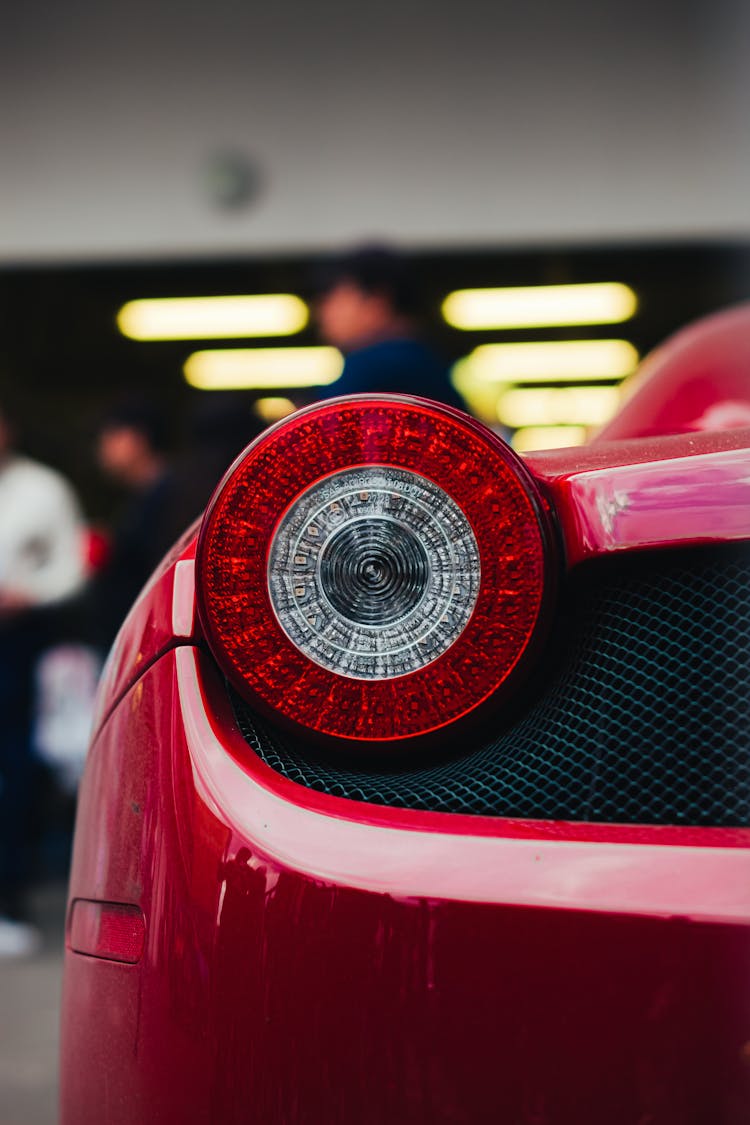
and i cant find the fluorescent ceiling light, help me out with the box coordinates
[453,339,639,384]
[446,376,501,427]
[511,425,588,452]
[442,283,637,330]
[118,294,308,340]
[183,347,344,389]
[497,385,621,428]
[254,396,297,423]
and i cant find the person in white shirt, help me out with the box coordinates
[0,456,85,611]
[0,403,85,956]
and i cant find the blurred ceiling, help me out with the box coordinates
[1,0,749,262]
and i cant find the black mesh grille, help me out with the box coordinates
[230,545,750,826]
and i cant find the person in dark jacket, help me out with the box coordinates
[313,244,466,412]
[91,394,265,648]
[90,398,177,647]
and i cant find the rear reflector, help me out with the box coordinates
[69,899,145,963]
[197,394,556,745]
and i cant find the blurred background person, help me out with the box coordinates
[313,244,468,412]
[167,390,266,539]
[89,397,177,648]
[90,392,265,650]
[0,401,85,956]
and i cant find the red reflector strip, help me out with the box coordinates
[69,899,145,964]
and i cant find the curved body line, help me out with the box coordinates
[532,440,750,566]
[176,646,750,923]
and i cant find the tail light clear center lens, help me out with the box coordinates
[268,466,481,679]
[197,395,556,746]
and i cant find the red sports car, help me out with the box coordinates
[60,303,750,1124]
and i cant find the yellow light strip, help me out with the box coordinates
[497,385,621,428]
[453,339,639,384]
[183,347,344,390]
[511,426,588,452]
[442,282,637,330]
[254,396,297,423]
[118,294,309,340]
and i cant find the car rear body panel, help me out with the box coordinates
[61,307,750,1123]
[61,641,750,1124]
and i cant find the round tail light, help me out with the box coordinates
[197,395,556,746]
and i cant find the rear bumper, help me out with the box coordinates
[61,646,750,1124]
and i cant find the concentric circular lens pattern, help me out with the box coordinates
[197,396,553,744]
[268,467,480,679]
[320,518,429,626]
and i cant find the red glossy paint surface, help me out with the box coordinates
[62,307,750,1124]
[90,530,197,739]
[528,427,750,566]
[61,650,750,1124]
[596,301,750,440]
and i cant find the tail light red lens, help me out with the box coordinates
[197,395,556,745]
